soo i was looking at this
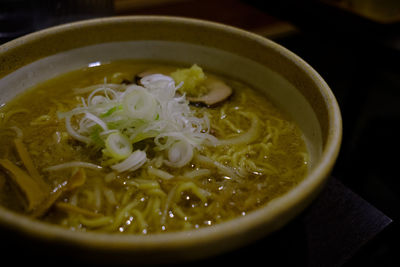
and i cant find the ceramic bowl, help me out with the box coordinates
[0,16,342,263]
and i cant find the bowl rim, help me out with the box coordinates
[0,15,342,255]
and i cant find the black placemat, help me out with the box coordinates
[195,177,392,267]
[303,177,392,267]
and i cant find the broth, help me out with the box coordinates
[0,61,308,234]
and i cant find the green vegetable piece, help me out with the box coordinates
[104,132,132,160]
[100,106,118,118]
[90,126,105,148]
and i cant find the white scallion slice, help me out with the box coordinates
[44,161,103,171]
[105,132,132,160]
[111,150,147,172]
[84,112,108,131]
[165,140,193,168]
[65,115,92,144]
[123,86,158,121]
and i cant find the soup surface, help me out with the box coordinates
[0,61,308,234]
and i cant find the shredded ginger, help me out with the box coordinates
[58,72,218,173]
[170,64,208,96]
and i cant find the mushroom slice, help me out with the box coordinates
[187,77,233,107]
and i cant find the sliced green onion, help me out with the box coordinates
[65,115,91,144]
[165,140,193,168]
[111,150,147,172]
[105,132,132,160]
[84,112,108,131]
[100,106,118,118]
[89,125,105,147]
[123,87,158,121]
[57,66,219,174]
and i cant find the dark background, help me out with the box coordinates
[1,0,399,266]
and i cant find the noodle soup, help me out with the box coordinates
[0,61,308,234]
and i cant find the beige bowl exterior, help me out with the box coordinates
[0,16,342,263]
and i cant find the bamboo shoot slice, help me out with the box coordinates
[0,159,47,211]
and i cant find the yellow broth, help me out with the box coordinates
[0,61,308,234]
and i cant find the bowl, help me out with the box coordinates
[0,16,342,264]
